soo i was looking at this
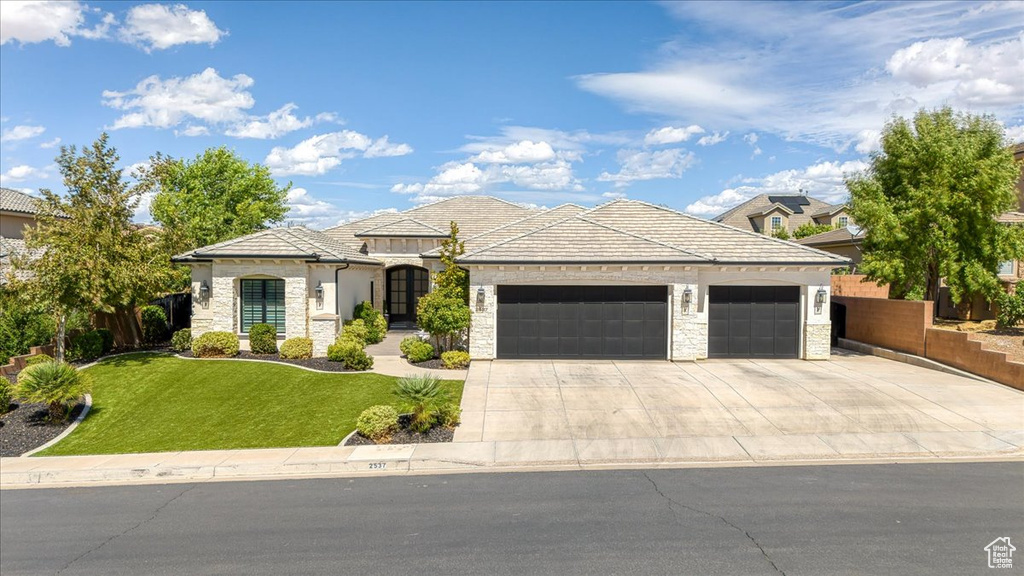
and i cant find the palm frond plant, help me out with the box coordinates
[16,361,92,423]
[393,374,448,433]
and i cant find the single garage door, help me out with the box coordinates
[497,285,668,359]
[708,286,800,358]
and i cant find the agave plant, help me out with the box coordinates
[16,361,92,423]
[393,374,449,433]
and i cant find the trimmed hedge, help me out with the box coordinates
[399,335,425,356]
[354,301,388,344]
[170,329,192,352]
[140,305,168,344]
[356,405,399,443]
[341,319,369,345]
[405,340,435,363]
[191,331,240,358]
[69,330,103,362]
[248,323,278,355]
[441,350,470,369]
[327,338,374,370]
[279,337,313,359]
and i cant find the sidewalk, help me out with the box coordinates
[3,429,1021,489]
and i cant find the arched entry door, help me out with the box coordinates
[386,266,429,324]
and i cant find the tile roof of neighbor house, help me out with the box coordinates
[714,194,843,230]
[459,199,850,265]
[422,203,587,257]
[0,187,42,215]
[171,226,381,265]
[0,237,41,283]
[323,195,539,249]
[356,218,448,237]
[997,211,1024,224]
[793,226,865,246]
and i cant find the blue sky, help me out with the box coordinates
[2,1,1022,228]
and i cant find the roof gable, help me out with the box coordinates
[173,227,380,264]
[357,218,447,237]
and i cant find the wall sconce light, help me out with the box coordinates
[314,280,324,309]
[476,286,486,312]
[199,280,210,300]
[815,286,827,314]
[682,287,693,312]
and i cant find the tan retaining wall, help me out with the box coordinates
[1,343,56,377]
[833,296,932,356]
[925,329,1024,390]
[831,275,889,298]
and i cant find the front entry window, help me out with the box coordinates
[387,266,429,323]
[241,279,285,333]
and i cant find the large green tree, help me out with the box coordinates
[846,107,1023,304]
[15,134,173,359]
[148,147,290,257]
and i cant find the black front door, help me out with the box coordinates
[387,266,429,324]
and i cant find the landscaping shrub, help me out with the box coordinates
[16,361,92,422]
[399,335,425,356]
[248,323,278,355]
[416,292,470,353]
[95,328,115,355]
[356,405,399,443]
[394,374,448,433]
[436,402,462,428]
[170,328,192,352]
[68,330,103,362]
[191,331,240,358]
[327,338,374,370]
[141,305,169,344]
[25,354,54,367]
[996,290,1024,328]
[405,340,435,363]
[353,301,388,344]
[0,379,12,414]
[279,337,313,359]
[0,290,54,365]
[340,319,369,345]
[440,350,470,369]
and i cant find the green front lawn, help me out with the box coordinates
[39,353,464,456]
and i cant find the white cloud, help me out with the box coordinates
[697,131,729,146]
[854,129,882,154]
[264,130,412,176]
[225,103,329,140]
[0,164,46,185]
[0,125,45,142]
[392,157,582,203]
[39,136,61,149]
[0,1,112,47]
[469,140,557,164]
[576,3,1024,150]
[1005,124,1024,143]
[174,125,209,137]
[102,68,255,130]
[684,160,869,216]
[602,191,627,199]
[119,3,224,52]
[598,148,696,186]
[743,132,762,157]
[284,187,398,229]
[644,125,704,146]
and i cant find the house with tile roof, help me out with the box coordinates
[1,188,47,283]
[174,195,850,360]
[714,193,852,237]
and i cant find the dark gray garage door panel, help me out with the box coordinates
[497,285,667,359]
[708,286,800,358]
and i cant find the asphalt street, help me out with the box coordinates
[1,462,1021,575]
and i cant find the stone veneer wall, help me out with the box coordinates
[199,261,309,342]
[803,323,832,360]
[310,314,339,357]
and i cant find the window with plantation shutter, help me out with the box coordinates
[241,279,286,333]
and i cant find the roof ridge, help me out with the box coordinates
[186,228,280,257]
[574,215,715,261]
[591,198,848,262]
[357,217,447,235]
[269,227,318,255]
[459,215,581,259]
[459,203,584,242]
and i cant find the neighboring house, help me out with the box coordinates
[0,187,45,283]
[793,226,865,270]
[713,194,852,236]
[174,196,849,361]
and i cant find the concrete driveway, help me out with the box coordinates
[454,351,1024,460]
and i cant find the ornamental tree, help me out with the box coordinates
[846,107,1023,304]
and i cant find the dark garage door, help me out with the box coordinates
[497,285,668,359]
[708,286,800,358]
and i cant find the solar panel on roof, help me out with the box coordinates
[767,195,810,214]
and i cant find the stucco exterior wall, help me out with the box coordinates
[335,265,376,320]
[0,212,35,239]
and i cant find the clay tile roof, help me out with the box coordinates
[0,188,43,215]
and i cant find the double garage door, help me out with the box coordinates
[496,285,668,359]
[495,284,801,360]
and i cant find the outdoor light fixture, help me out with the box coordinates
[314,281,324,309]
[682,287,693,305]
[199,281,210,299]
[815,286,827,314]
[476,286,486,312]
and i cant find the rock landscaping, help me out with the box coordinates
[345,413,454,446]
[0,401,85,457]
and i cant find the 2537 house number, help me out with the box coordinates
[368,462,387,470]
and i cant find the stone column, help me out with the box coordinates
[311,314,339,357]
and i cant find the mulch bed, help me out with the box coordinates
[0,402,85,457]
[345,414,455,446]
[176,350,358,372]
[408,357,447,370]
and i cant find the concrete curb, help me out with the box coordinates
[837,338,1001,385]
[20,394,93,458]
